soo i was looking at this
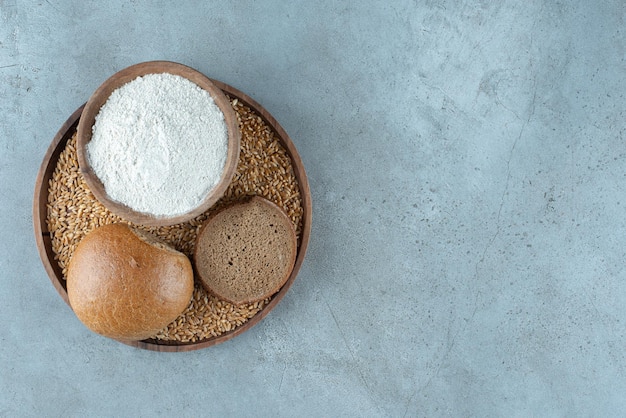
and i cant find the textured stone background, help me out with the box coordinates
[1,1,625,415]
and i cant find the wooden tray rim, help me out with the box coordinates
[33,80,312,352]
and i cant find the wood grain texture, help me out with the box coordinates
[75,61,241,227]
[33,105,85,305]
[33,78,311,352]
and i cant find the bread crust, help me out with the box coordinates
[67,223,194,341]
[194,196,297,305]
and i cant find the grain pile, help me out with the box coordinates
[46,97,303,343]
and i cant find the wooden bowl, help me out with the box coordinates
[33,80,312,351]
[76,61,241,227]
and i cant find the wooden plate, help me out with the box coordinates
[33,81,312,352]
[76,61,241,227]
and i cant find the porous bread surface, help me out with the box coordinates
[67,223,194,341]
[194,197,297,305]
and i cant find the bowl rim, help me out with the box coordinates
[75,61,241,227]
[33,79,312,352]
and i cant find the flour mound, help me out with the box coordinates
[87,73,228,217]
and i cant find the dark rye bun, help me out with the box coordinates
[194,196,297,305]
[67,223,194,341]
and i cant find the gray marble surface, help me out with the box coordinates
[1,1,625,416]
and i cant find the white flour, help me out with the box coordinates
[87,73,228,217]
